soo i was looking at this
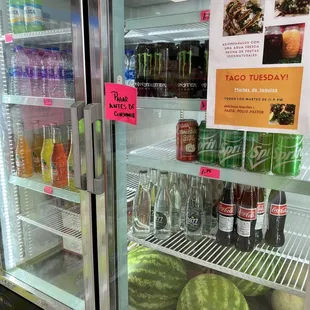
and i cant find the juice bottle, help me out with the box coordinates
[15,122,33,178]
[41,125,53,183]
[51,126,68,188]
[31,120,43,173]
[282,26,300,59]
[9,0,25,34]
[24,0,43,32]
[67,128,78,192]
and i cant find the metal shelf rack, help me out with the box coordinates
[128,207,310,298]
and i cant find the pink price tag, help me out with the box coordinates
[43,98,53,106]
[4,33,13,43]
[44,186,53,195]
[105,83,137,125]
[200,10,210,22]
[199,166,220,179]
[200,100,207,111]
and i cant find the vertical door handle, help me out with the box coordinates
[84,103,104,195]
[71,101,87,190]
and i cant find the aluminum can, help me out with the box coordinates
[198,120,219,164]
[176,119,198,162]
[245,132,273,173]
[218,130,244,168]
[272,134,303,176]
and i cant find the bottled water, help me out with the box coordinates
[154,171,172,240]
[64,49,74,98]
[132,170,151,239]
[148,168,158,232]
[30,48,42,96]
[186,176,203,241]
[169,172,181,233]
[46,48,55,97]
[41,48,50,97]
[128,52,136,87]
[200,178,213,235]
[9,0,25,34]
[24,0,43,32]
[52,48,64,98]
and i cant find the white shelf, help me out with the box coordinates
[128,207,310,298]
[9,175,80,203]
[127,138,310,196]
[2,95,74,109]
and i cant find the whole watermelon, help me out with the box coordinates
[128,246,187,310]
[224,252,276,296]
[177,274,249,310]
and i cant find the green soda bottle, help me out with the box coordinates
[9,0,25,33]
[24,0,43,32]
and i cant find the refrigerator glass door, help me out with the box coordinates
[100,0,310,309]
[0,0,95,309]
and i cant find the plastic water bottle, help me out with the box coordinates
[24,0,43,32]
[64,49,74,98]
[30,48,42,96]
[41,48,51,97]
[46,47,59,98]
[9,0,25,34]
[53,48,64,98]
[128,52,136,87]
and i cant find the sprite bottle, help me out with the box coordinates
[218,130,244,169]
[198,120,219,165]
[272,134,303,177]
[245,132,273,173]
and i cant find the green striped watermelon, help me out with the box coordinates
[128,246,187,310]
[177,274,249,310]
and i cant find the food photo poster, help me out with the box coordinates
[207,0,310,134]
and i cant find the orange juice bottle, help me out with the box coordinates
[51,126,68,188]
[31,120,43,173]
[15,122,33,178]
[41,124,53,183]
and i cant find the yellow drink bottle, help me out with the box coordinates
[41,125,53,183]
[31,120,43,173]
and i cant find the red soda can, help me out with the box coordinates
[176,119,198,162]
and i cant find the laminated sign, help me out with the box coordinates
[207,0,310,134]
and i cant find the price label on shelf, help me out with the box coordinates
[44,186,53,195]
[199,166,220,179]
[4,34,13,44]
[200,100,207,111]
[43,98,53,106]
[200,10,210,22]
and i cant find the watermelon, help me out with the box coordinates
[128,246,187,310]
[271,290,304,310]
[177,274,249,310]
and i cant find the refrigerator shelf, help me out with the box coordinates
[2,95,74,109]
[127,138,310,196]
[1,28,72,45]
[18,204,82,243]
[9,175,80,203]
[128,207,310,298]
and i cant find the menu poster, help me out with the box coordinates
[207,0,310,134]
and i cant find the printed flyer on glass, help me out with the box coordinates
[207,0,310,134]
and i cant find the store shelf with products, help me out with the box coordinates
[127,138,310,195]
[128,206,310,298]
[2,95,74,109]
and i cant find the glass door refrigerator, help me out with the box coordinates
[0,0,102,309]
[98,0,310,309]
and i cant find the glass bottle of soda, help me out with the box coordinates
[149,169,158,232]
[31,120,43,173]
[265,190,287,247]
[216,182,237,246]
[169,172,181,233]
[255,187,265,244]
[236,185,257,252]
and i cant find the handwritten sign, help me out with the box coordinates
[44,186,53,195]
[43,98,52,106]
[200,100,207,111]
[4,33,13,43]
[200,10,210,22]
[105,83,137,125]
[199,166,220,179]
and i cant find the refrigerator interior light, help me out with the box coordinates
[173,36,209,41]
[171,0,188,2]
[148,28,203,36]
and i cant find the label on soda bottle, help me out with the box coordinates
[255,202,265,230]
[237,218,251,237]
[237,206,257,221]
[219,215,234,232]
[187,212,201,232]
[218,202,235,216]
[156,212,167,230]
[270,203,287,216]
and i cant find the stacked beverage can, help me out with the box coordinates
[272,134,303,176]
[198,120,219,165]
[218,130,244,168]
[245,132,273,173]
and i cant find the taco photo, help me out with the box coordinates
[269,104,296,125]
[275,0,310,17]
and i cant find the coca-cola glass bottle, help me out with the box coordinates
[255,187,265,244]
[236,185,257,252]
[169,172,181,233]
[265,190,287,247]
[149,168,158,232]
[132,170,151,239]
[154,171,172,240]
[186,176,203,241]
[216,182,237,246]
[178,173,188,230]
[200,178,213,235]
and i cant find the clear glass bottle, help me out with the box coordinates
[178,173,188,230]
[169,172,181,233]
[186,176,203,241]
[154,171,172,240]
[31,120,43,173]
[132,170,151,239]
[200,177,213,235]
[148,168,158,232]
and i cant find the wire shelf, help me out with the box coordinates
[127,138,310,195]
[128,207,310,297]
